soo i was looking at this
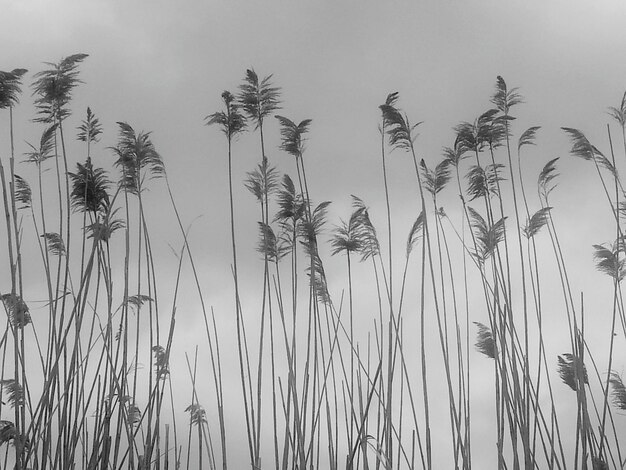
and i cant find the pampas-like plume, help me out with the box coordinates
[32,54,88,123]
[593,241,625,281]
[275,115,312,157]
[523,207,552,238]
[608,92,626,128]
[77,107,102,143]
[474,322,495,359]
[378,91,399,135]
[42,232,66,256]
[245,159,279,203]
[13,175,31,209]
[467,207,506,262]
[274,174,304,223]
[68,160,111,213]
[442,134,468,168]
[379,99,421,151]
[0,68,27,109]
[206,90,247,138]
[518,126,541,152]
[455,109,500,154]
[557,353,588,391]
[561,125,614,176]
[330,211,362,256]
[86,209,125,242]
[466,163,504,201]
[24,124,57,166]
[608,372,626,410]
[299,201,331,254]
[308,252,331,305]
[491,76,523,115]
[0,379,24,408]
[125,294,153,312]
[351,196,380,261]
[274,175,305,252]
[127,403,141,427]
[420,159,451,196]
[594,153,618,178]
[0,420,17,445]
[383,91,399,112]
[152,345,169,379]
[257,222,288,262]
[485,115,509,149]
[111,122,165,194]
[561,127,604,162]
[486,163,506,191]
[538,157,560,200]
[1,293,31,328]
[406,211,424,258]
[185,403,207,425]
[238,68,281,128]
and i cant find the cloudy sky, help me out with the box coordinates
[3,0,626,468]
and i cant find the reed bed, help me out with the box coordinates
[1,56,626,469]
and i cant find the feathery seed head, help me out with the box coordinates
[13,175,32,209]
[276,115,312,158]
[111,122,165,194]
[609,372,626,410]
[77,107,103,143]
[491,75,523,115]
[379,99,420,152]
[538,157,559,200]
[351,196,380,261]
[523,207,552,238]
[0,380,24,408]
[330,214,362,256]
[86,210,125,242]
[1,293,31,328]
[561,127,602,162]
[185,403,207,425]
[468,207,506,262]
[68,159,111,213]
[518,126,541,153]
[206,90,247,138]
[455,109,500,154]
[474,322,495,359]
[24,124,57,166]
[420,159,451,196]
[42,233,66,256]
[153,345,169,379]
[238,68,281,127]
[0,68,27,109]
[32,54,88,122]
[557,353,588,391]
[593,240,625,281]
[406,211,424,258]
[245,159,280,203]
[608,91,626,128]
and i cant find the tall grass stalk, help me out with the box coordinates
[207,90,257,468]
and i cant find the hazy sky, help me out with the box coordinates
[3,0,626,468]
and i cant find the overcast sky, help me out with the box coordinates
[3,0,626,468]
